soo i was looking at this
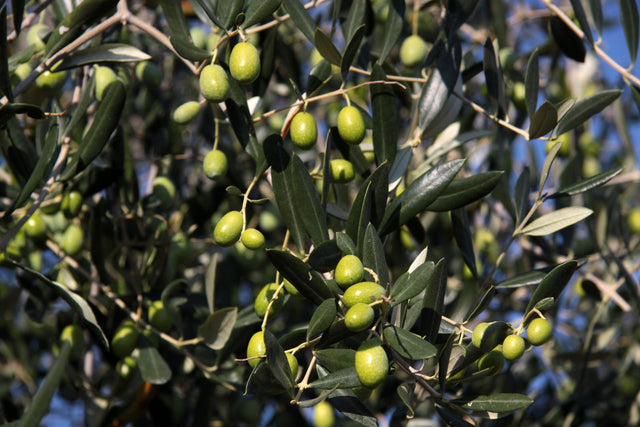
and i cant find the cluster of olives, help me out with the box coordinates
[213,210,265,250]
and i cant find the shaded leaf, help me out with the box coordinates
[169,35,211,62]
[570,0,594,46]
[427,171,503,212]
[346,163,389,246]
[282,0,317,43]
[464,286,496,323]
[216,0,244,29]
[528,101,557,140]
[520,206,593,236]
[189,0,225,29]
[525,49,540,119]
[525,260,578,315]
[370,64,398,167]
[549,16,586,62]
[307,299,338,341]
[619,0,639,65]
[390,261,435,305]
[291,155,330,244]
[464,393,533,413]
[341,24,366,80]
[555,89,622,136]
[309,367,361,389]
[377,0,405,64]
[549,166,623,198]
[57,43,151,70]
[341,0,366,42]
[264,330,294,395]
[495,270,546,289]
[309,240,342,273]
[451,208,477,279]
[362,224,389,286]
[397,383,415,418]
[242,0,281,29]
[327,392,378,427]
[483,38,506,118]
[514,167,531,227]
[336,232,357,256]
[588,0,603,35]
[538,140,563,198]
[266,250,333,305]
[315,29,342,66]
[138,344,172,384]
[198,307,237,350]
[315,348,356,372]
[383,324,437,360]
[0,7,11,102]
[421,258,447,343]
[11,0,25,38]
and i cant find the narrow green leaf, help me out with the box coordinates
[264,330,294,394]
[390,261,435,305]
[242,0,281,29]
[436,402,476,427]
[1,117,36,185]
[307,59,334,96]
[525,260,578,315]
[383,324,437,360]
[514,167,530,227]
[520,206,593,236]
[216,0,244,29]
[170,34,211,62]
[370,64,398,167]
[159,0,190,38]
[619,0,639,65]
[525,49,539,119]
[0,103,45,123]
[61,72,96,140]
[570,0,594,46]
[451,208,477,280]
[346,163,389,245]
[189,0,225,29]
[495,269,546,289]
[483,38,506,118]
[307,299,338,341]
[57,43,151,70]
[198,307,237,350]
[549,166,623,198]
[588,0,603,35]
[555,89,622,136]
[538,140,562,198]
[309,367,361,389]
[315,29,342,66]
[291,154,330,245]
[309,240,342,273]
[463,286,496,323]
[397,383,415,418]
[327,388,377,427]
[377,0,405,64]
[0,7,11,102]
[362,224,389,286]
[341,24,366,80]
[464,393,533,413]
[11,0,25,38]
[266,250,333,305]
[336,232,357,256]
[549,16,586,63]
[421,258,447,343]
[138,344,172,384]
[427,171,503,212]
[315,348,356,372]
[19,342,71,427]
[341,0,366,42]
[528,101,557,140]
[282,0,317,43]
[380,159,465,236]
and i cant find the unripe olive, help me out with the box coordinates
[399,35,429,68]
[229,42,261,84]
[286,353,299,378]
[246,330,266,368]
[343,281,385,308]
[148,300,173,333]
[628,207,640,235]
[61,190,83,218]
[526,318,552,346]
[471,322,489,348]
[13,63,32,84]
[344,303,375,332]
[152,176,176,210]
[203,149,228,179]
[313,400,335,427]
[190,27,207,49]
[254,282,283,318]
[117,356,138,384]
[477,348,505,375]
[94,66,118,101]
[24,212,46,241]
[499,47,517,71]
[135,61,162,88]
[27,24,50,52]
[283,279,302,297]
[111,321,139,359]
[546,133,571,157]
[337,106,366,145]
[173,101,201,124]
[329,159,356,184]
[60,324,84,359]
[502,334,525,361]
[241,228,265,250]
[36,69,68,93]
[582,156,601,178]
[290,111,317,150]
[355,338,388,388]
[213,210,243,247]
[61,224,84,256]
[334,255,364,289]
[199,64,230,102]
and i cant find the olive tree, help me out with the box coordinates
[1,0,640,426]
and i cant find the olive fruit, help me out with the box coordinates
[229,42,261,84]
[283,279,302,297]
[502,334,525,361]
[13,63,32,84]
[399,35,429,68]
[471,322,489,348]
[344,303,375,332]
[355,338,388,388]
[24,212,46,241]
[190,27,207,49]
[94,66,118,101]
[241,228,265,250]
[313,400,335,427]
[329,159,356,183]
[148,300,173,333]
[152,176,176,210]
[111,321,139,359]
[61,190,83,218]
[36,69,68,93]
[290,111,317,150]
[173,101,201,124]
[135,61,162,87]
[526,318,552,346]
[27,23,50,52]
[117,356,138,384]
[628,207,640,235]
[334,255,364,289]
[343,281,385,308]
[60,224,84,256]
[60,324,84,359]
[246,331,266,368]
[213,210,243,247]
[254,282,284,318]
[199,64,230,102]
[203,149,228,179]
[546,133,570,157]
[337,106,366,145]
[286,353,299,378]
[477,348,505,375]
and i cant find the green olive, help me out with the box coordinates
[329,159,356,184]
[60,324,84,359]
[246,330,266,368]
[290,111,317,150]
[526,318,552,346]
[477,348,505,375]
[286,353,299,379]
[148,300,173,333]
[313,400,335,427]
[334,255,364,289]
[254,282,283,318]
[337,106,366,145]
[135,61,162,88]
[203,149,228,179]
[26,23,50,52]
[61,190,83,218]
[344,302,375,332]
[94,66,118,101]
[24,212,46,241]
[342,281,385,308]
[199,64,230,102]
[173,101,201,124]
[399,35,429,68]
[355,338,388,388]
[213,210,243,247]
[283,278,302,297]
[229,42,261,84]
[35,69,68,94]
[13,63,33,86]
[152,176,176,210]
[190,27,207,49]
[60,224,84,256]
[241,228,265,250]
[471,322,489,348]
[546,133,571,157]
[111,321,139,359]
[501,334,525,361]
[628,207,640,235]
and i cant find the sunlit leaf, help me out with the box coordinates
[390,261,435,305]
[282,0,316,43]
[427,171,503,212]
[520,206,593,236]
[463,393,533,413]
[57,43,151,70]
[555,89,622,136]
[549,166,623,198]
[525,260,578,315]
[315,29,342,66]
[370,64,398,167]
[377,0,405,64]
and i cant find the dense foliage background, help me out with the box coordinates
[1,0,640,426]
